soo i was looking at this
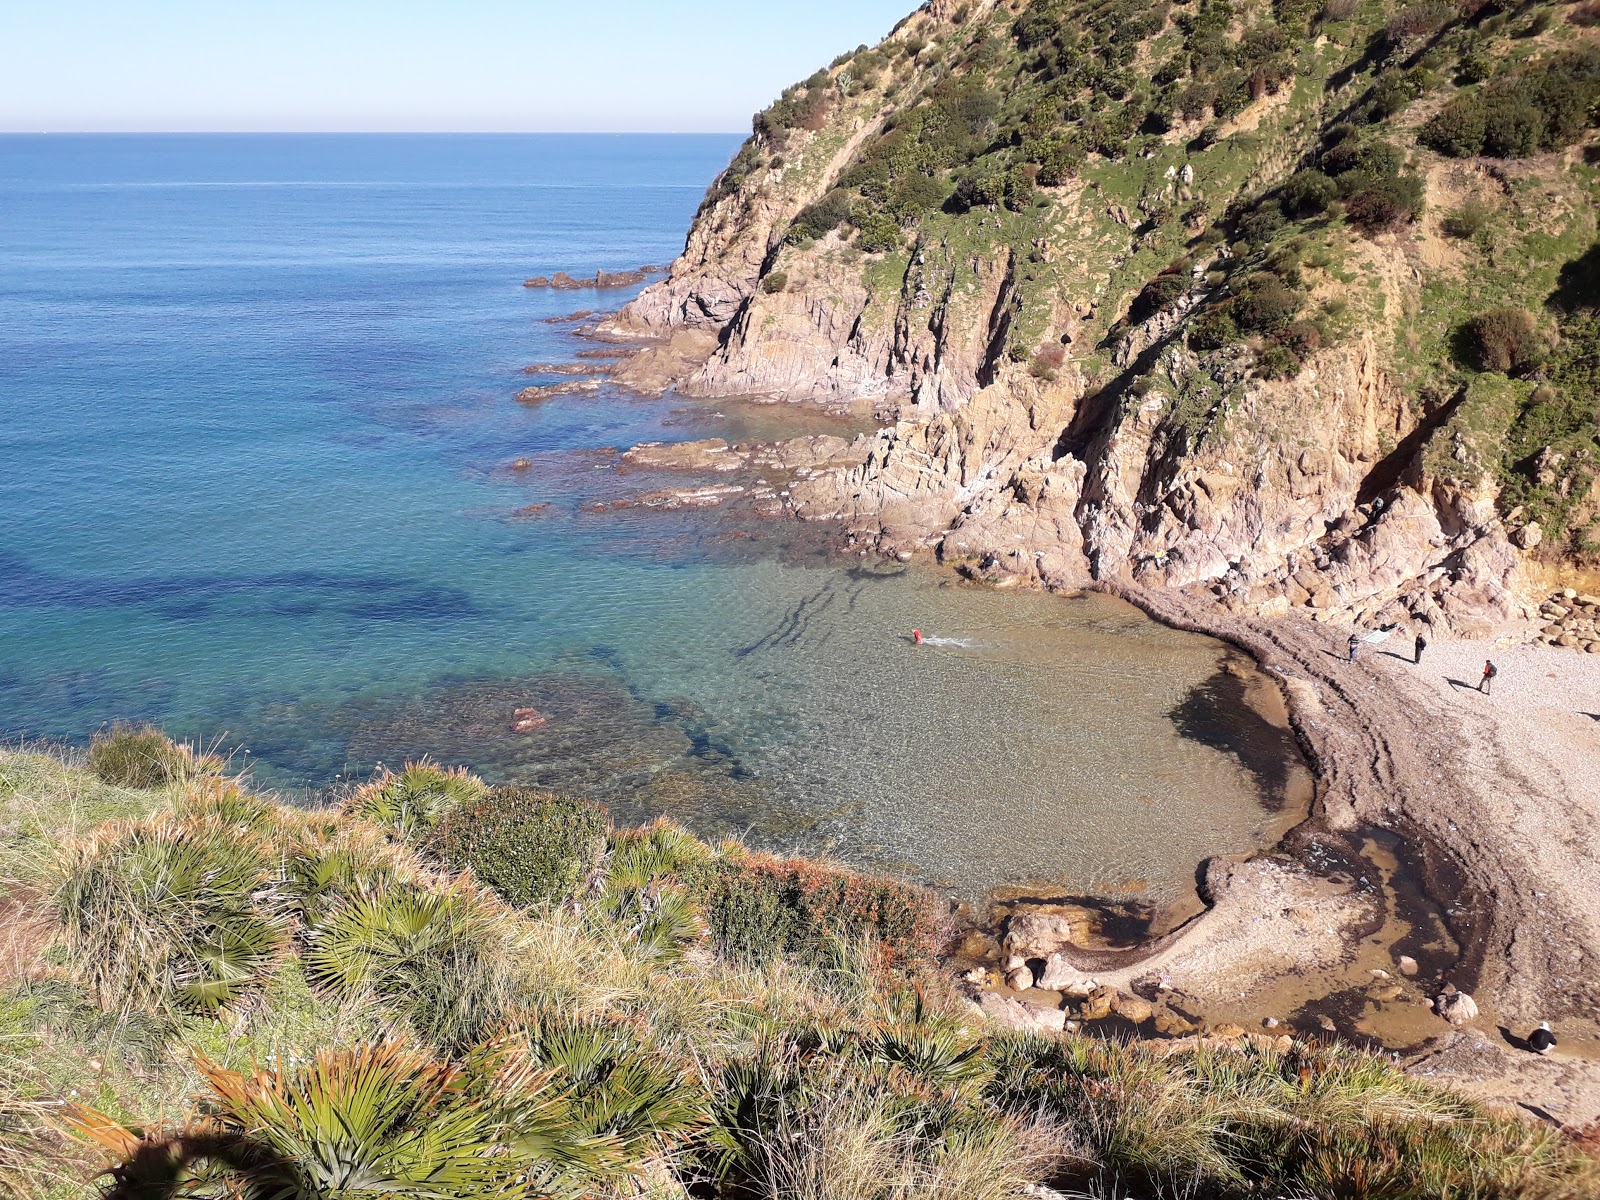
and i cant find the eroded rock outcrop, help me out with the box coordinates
[596,0,1596,630]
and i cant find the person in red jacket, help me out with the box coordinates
[1479,660,1498,695]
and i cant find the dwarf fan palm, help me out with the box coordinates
[53,816,287,1014]
[68,1042,532,1200]
[509,1014,706,1163]
[344,760,487,844]
[303,879,527,1053]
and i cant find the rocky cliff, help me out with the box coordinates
[605,0,1600,631]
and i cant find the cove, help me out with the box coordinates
[0,133,1309,906]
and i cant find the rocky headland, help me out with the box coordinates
[553,0,1600,1124]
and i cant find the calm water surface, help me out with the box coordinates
[0,134,1308,902]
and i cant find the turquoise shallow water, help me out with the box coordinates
[0,134,1307,903]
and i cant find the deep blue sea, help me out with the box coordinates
[0,134,1306,902]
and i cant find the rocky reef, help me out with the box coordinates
[601,0,1600,634]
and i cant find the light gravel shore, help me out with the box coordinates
[1115,588,1600,1129]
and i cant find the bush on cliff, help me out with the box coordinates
[423,787,607,910]
[1458,306,1544,373]
[686,850,943,971]
[1421,48,1600,158]
[785,188,854,245]
[86,722,198,789]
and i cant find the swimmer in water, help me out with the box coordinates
[912,629,924,645]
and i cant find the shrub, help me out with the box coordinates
[1235,204,1286,245]
[1257,343,1304,379]
[854,208,902,253]
[1482,99,1547,157]
[1278,318,1326,356]
[686,852,942,970]
[425,788,606,910]
[1233,273,1303,334]
[1130,270,1190,323]
[1421,48,1600,158]
[1279,169,1338,217]
[344,760,488,843]
[87,723,195,789]
[1362,68,1430,122]
[53,815,286,1013]
[1029,344,1068,380]
[1441,197,1493,238]
[785,189,854,245]
[1341,170,1425,230]
[761,270,789,294]
[1386,2,1452,42]
[948,165,1035,214]
[1026,131,1085,185]
[1188,306,1240,350]
[1458,306,1543,372]
[1420,96,1488,156]
[1457,49,1495,83]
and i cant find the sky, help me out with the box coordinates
[1,0,916,133]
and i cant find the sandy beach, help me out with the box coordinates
[1101,588,1600,1128]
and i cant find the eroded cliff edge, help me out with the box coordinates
[604,0,1600,634]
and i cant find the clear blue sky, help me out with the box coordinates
[1,1,915,133]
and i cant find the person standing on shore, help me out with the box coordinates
[1480,660,1497,695]
[1347,634,1361,662]
[1414,632,1428,665]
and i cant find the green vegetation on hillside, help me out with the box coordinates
[702,0,1600,559]
[2,732,1597,1198]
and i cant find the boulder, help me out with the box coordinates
[1436,989,1479,1026]
[1006,966,1034,992]
[511,707,547,733]
[1397,955,1419,977]
[1114,994,1155,1023]
[1036,954,1097,994]
[971,990,1067,1035]
[1079,985,1118,1021]
[1005,911,1083,957]
[1153,1009,1197,1035]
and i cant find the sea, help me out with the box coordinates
[0,134,1308,905]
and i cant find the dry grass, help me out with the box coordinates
[2,746,1598,1199]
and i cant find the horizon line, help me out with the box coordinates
[0,129,749,137]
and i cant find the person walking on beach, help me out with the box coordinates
[1479,659,1498,695]
[1414,632,1428,665]
[1347,634,1361,662]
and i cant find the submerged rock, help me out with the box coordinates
[511,707,547,734]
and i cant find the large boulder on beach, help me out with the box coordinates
[1036,954,1096,994]
[1114,993,1156,1023]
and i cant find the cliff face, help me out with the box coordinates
[607,0,1600,631]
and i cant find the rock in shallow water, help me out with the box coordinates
[1436,988,1480,1026]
